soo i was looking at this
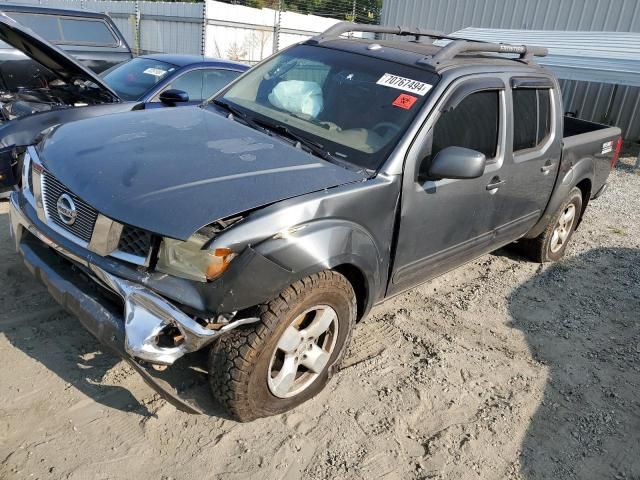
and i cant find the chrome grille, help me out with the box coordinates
[117,226,153,258]
[42,172,98,243]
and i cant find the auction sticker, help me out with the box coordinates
[602,140,613,154]
[143,67,168,77]
[377,73,432,96]
[392,93,418,110]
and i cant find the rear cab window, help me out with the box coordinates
[8,12,118,46]
[512,83,552,153]
[59,17,117,45]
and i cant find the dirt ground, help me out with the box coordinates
[0,156,639,480]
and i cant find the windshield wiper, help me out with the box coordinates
[210,99,262,131]
[251,117,347,167]
[210,100,359,172]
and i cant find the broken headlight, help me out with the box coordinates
[156,234,236,282]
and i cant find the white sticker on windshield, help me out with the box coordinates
[143,67,167,77]
[376,73,432,96]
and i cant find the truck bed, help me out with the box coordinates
[562,116,621,198]
[564,116,613,138]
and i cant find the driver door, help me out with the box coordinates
[388,77,507,296]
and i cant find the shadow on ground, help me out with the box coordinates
[509,247,640,479]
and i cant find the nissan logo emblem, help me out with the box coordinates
[56,193,77,226]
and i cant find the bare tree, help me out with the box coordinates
[226,41,248,62]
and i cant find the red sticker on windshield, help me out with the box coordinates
[392,93,417,110]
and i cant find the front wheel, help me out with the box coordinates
[521,187,583,263]
[209,271,356,422]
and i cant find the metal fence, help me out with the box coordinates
[381,0,640,141]
[3,0,357,63]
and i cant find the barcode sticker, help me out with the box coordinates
[377,73,432,96]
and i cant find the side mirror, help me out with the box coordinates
[159,89,189,105]
[426,146,486,180]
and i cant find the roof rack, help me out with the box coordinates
[428,39,548,64]
[310,22,448,43]
[310,22,548,66]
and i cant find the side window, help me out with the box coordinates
[9,13,62,42]
[431,90,500,160]
[512,88,552,152]
[59,18,117,46]
[202,69,242,99]
[163,70,204,102]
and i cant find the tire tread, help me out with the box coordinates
[209,270,355,422]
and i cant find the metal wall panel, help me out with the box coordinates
[138,2,203,55]
[382,0,640,33]
[381,0,640,140]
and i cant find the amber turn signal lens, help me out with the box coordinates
[205,248,236,280]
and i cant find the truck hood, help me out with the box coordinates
[38,106,365,240]
[0,13,118,100]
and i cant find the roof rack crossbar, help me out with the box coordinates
[429,39,548,64]
[310,21,446,43]
[311,22,548,66]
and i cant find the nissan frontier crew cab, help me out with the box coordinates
[8,23,621,421]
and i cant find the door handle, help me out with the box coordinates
[541,163,556,174]
[486,178,505,190]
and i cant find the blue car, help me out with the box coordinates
[100,54,249,108]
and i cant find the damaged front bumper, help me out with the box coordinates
[8,193,258,413]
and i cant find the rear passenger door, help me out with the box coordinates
[487,77,561,243]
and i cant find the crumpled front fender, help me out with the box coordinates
[251,219,382,314]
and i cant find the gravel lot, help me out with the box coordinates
[0,156,639,480]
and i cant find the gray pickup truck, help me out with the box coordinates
[7,23,621,421]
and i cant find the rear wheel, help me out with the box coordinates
[209,271,356,422]
[521,187,583,262]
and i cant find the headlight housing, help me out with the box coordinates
[156,233,236,282]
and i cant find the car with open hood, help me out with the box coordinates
[0,14,247,196]
[7,22,621,421]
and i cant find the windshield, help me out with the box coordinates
[101,57,177,100]
[217,44,438,170]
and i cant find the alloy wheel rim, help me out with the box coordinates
[267,305,339,399]
[550,204,576,253]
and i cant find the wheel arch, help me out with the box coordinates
[575,177,592,228]
[252,218,383,320]
[524,156,595,239]
[332,263,369,322]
